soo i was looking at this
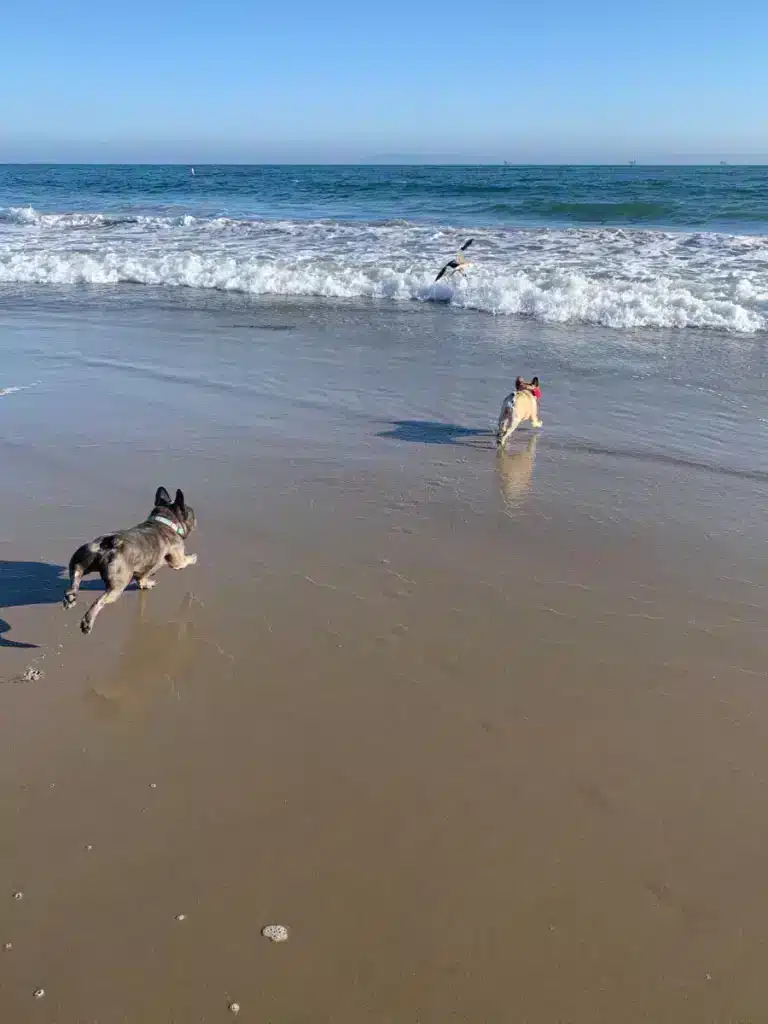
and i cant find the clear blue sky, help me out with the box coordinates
[2,0,766,162]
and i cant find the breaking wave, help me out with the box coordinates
[2,206,767,333]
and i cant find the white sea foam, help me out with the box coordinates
[0,383,37,397]
[1,206,767,333]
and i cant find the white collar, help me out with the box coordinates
[150,514,186,537]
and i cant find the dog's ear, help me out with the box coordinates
[155,487,172,507]
[174,489,186,513]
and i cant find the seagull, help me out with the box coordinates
[435,238,474,282]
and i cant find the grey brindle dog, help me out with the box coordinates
[63,487,197,635]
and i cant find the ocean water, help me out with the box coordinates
[1,162,768,604]
[1,164,768,333]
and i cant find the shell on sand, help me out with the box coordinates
[261,924,289,942]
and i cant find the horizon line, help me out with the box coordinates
[2,160,768,167]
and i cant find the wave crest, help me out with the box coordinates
[1,206,766,333]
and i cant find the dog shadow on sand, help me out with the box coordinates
[0,560,103,650]
[377,420,493,449]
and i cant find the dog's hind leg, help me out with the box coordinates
[496,405,515,448]
[80,583,128,635]
[63,544,97,609]
[63,567,84,609]
[80,569,131,636]
[498,412,524,448]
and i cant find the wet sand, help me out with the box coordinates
[2,293,768,1022]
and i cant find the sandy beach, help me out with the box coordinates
[2,288,768,1022]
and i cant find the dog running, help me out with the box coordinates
[496,377,543,449]
[63,486,197,635]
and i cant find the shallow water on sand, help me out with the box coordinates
[2,286,766,540]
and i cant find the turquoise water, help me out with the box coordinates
[2,165,768,332]
[2,164,768,230]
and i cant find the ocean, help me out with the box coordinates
[1,163,768,332]
[1,163,766,533]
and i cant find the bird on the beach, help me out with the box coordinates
[435,238,474,282]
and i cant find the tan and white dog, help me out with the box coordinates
[496,389,543,448]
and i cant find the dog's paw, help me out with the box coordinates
[186,553,198,566]
[137,579,157,590]
[80,617,93,636]
[62,593,76,610]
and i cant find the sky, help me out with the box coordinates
[2,0,767,163]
